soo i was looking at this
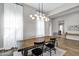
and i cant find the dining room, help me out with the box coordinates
[0,3,79,56]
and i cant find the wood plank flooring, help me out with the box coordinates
[58,39,79,56]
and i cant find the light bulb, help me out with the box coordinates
[43,16,46,19]
[45,17,48,22]
[30,15,33,18]
[32,17,35,20]
[44,17,50,22]
[39,15,42,18]
[34,14,38,17]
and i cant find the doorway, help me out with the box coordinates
[59,23,64,35]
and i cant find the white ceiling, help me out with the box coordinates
[26,3,64,13]
[25,3,79,18]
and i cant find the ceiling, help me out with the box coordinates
[25,3,79,19]
[26,3,64,13]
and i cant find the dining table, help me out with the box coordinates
[17,35,65,56]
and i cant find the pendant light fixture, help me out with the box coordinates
[29,3,50,22]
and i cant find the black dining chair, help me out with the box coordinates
[45,38,56,56]
[18,48,28,56]
[32,41,45,56]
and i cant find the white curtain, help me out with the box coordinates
[36,17,45,37]
[4,4,23,49]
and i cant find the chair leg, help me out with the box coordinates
[56,41,58,47]
[21,51,24,56]
[45,47,48,52]
[54,48,56,54]
[32,53,33,56]
[50,49,51,56]
[41,53,43,56]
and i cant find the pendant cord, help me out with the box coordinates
[39,3,40,17]
[42,3,43,16]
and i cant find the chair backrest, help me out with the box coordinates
[50,38,56,47]
[34,41,45,49]
[18,48,28,56]
[34,41,45,45]
[34,41,45,46]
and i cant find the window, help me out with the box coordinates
[4,4,23,48]
[36,18,45,37]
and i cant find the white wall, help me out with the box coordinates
[45,20,52,36]
[0,3,4,48]
[23,5,37,39]
[52,9,79,41]
[45,22,50,36]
